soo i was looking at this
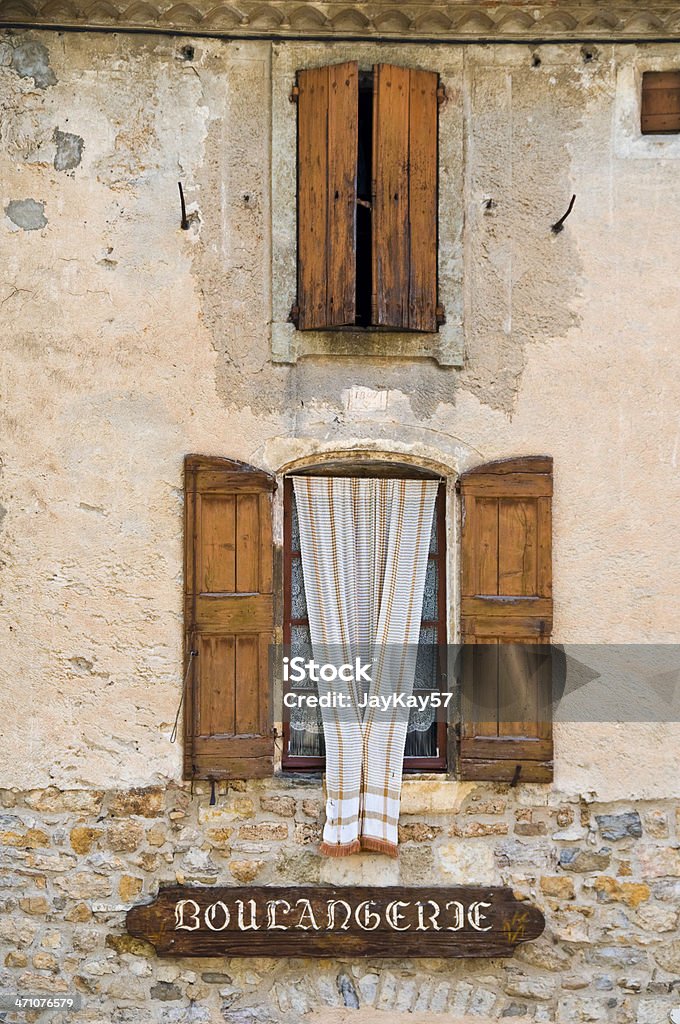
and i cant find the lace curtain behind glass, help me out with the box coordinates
[287,485,441,760]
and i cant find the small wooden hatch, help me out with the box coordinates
[641,71,680,134]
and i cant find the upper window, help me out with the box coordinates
[641,71,680,134]
[292,62,444,333]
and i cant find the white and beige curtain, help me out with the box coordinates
[292,476,438,857]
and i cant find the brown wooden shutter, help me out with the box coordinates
[184,455,275,780]
[641,71,680,134]
[459,457,553,783]
[297,62,358,330]
[372,63,439,332]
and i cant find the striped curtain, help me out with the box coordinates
[292,476,438,857]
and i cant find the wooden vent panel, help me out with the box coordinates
[641,71,680,134]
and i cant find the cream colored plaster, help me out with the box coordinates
[0,31,679,800]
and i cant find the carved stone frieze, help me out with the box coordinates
[3,2,680,43]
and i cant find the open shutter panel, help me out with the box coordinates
[184,455,275,780]
[372,64,439,332]
[459,457,554,783]
[297,62,358,330]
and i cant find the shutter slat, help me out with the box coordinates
[460,457,554,782]
[372,64,438,332]
[372,63,410,328]
[184,456,275,780]
[298,62,358,329]
[408,68,439,332]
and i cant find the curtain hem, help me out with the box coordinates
[319,840,362,858]
[360,836,399,858]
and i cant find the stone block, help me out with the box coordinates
[1,828,50,849]
[6,950,28,967]
[642,810,668,839]
[119,875,143,902]
[198,798,255,825]
[105,934,154,957]
[146,824,166,848]
[437,841,496,884]
[150,982,182,1001]
[449,820,509,838]
[593,876,650,908]
[25,790,104,815]
[238,823,288,841]
[595,812,642,841]
[229,859,264,883]
[70,826,104,854]
[19,896,50,915]
[54,872,112,899]
[637,847,680,878]
[400,780,475,815]
[294,821,322,845]
[540,876,575,899]
[32,951,58,971]
[398,821,443,842]
[559,848,611,872]
[276,850,322,884]
[205,827,233,849]
[634,903,678,931]
[464,797,507,815]
[497,840,557,871]
[260,796,296,817]
[505,973,557,1000]
[108,788,163,818]
[108,821,144,852]
[515,822,548,836]
[652,938,680,973]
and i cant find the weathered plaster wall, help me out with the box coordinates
[1,30,679,795]
[1,27,680,1023]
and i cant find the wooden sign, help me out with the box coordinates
[126,885,544,958]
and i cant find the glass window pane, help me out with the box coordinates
[291,556,308,619]
[421,557,438,621]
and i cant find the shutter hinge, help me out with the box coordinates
[290,84,299,103]
[288,303,300,327]
[436,304,446,326]
[437,83,447,106]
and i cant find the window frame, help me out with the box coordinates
[281,470,448,773]
[270,44,464,368]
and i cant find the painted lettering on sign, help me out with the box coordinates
[172,896,494,933]
[126,886,545,958]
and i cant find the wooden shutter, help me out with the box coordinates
[459,457,553,783]
[372,64,439,332]
[297,62,358,330]
[184,455,275,780]
[641,71,680,134]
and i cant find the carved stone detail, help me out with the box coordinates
[3,2,680,42]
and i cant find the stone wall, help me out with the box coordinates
[2,782,679,1023]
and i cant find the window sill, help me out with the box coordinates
[271,321,464,367]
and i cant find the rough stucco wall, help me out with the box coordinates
[1,29,680,799]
